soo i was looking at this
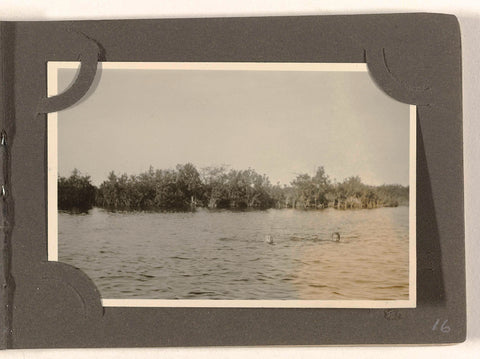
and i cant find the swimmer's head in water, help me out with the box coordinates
[331,232,340,242]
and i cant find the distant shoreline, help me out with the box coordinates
[58,164,409,214]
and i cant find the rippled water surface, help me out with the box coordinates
[58,207,410,300]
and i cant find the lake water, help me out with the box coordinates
[58,206,410,300]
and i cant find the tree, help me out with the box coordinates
[311,166,330,208]
[176,163,203,208]
[200,166,229,208]
[291,173,316,209]
[58,169,96,213]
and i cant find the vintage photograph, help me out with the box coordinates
[48,62,415,307]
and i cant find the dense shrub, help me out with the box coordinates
[58,169,96,213]
[60,164,409,213]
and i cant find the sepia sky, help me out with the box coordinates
[56,65,411,187]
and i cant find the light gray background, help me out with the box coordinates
[0,0,478,358]
[57,68,410,187]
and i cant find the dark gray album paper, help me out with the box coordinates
[2,13,465,348]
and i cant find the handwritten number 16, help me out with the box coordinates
[432,319,451,333]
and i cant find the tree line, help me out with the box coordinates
[58,164,409,213]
